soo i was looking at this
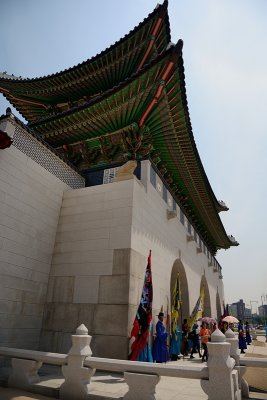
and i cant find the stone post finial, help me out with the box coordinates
[211,328,226,342]
[76,324,88,335]
[225,327,235,339]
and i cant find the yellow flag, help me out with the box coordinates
[188,286,205,328]
[171,273,181,336]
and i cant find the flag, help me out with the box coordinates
[171,273,181,338]
[197,286,205,320]
[189,286,205,327]
[129,250,153,361]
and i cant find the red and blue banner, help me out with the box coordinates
[129,250,153,361]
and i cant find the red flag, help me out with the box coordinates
[129,250,153,361]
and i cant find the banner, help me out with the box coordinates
[189,286,205,327]
[129,250,153,361]
[171,273,181,337]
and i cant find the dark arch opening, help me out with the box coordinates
[200,275,211,317]
[216,291,222,321]
[170,259,189,323]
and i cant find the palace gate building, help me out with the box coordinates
[0,1,238,359]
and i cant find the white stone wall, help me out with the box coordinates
[0,144,71,349]
[42,162,225,358]
[130,160,224,322]
[41,180,134,356]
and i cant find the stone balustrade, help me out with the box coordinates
[0,324,266,400]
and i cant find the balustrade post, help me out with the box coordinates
[124,372,160,400]
[201,328,241,400]
[8,358,42,389]
[60,324,95,400]
[225,327,249,398]
[225,327,240,365]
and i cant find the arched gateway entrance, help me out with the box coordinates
[200,275,211,317]
[170,260,189,324]
[170,262,213,323]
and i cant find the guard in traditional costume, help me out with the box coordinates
[238,320,247,353]
[152,312,169,363]
[245,321,252,345]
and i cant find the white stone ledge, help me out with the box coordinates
[0,346,67,366]
[84,356,208,379]
[240,358,267,368]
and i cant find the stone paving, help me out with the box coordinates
[0,336,266,400]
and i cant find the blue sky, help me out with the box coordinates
[1,0,267,313]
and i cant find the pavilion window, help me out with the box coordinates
[188,222,192,235]
[163,185,167,203]
[103,167,119,184]
[180,208,184,225]
[150,165,156,188]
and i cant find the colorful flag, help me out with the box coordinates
[189,286,205,327]
[171,273,181,337]
[129,250,153,361]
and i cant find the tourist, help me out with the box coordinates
[181,318,189,357]
[152,312,169,363]
[221,321,228,333]
[189,322,201,359]
[238,320,247,354]
[219,316,228,334]
[245,321,252,345]
[200,322,210,362]
[212,322,217,333]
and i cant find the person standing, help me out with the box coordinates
[245,321,252,345]
[189,322,201,359]
[200,322,210,362]
[152,312,169,363]
[238,320,247,354]
[181,318,189,357]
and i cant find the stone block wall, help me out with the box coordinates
[0,146,70,349]
[40,181,136,358]
[0,116,84,350]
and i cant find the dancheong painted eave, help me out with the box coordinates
[0,1,170,123]
[24,41,238,254]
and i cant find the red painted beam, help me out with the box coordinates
[139,40,183,128]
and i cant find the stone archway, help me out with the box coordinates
[216,291,222,321]
[200,275,211,317]
[170,260,189,323]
